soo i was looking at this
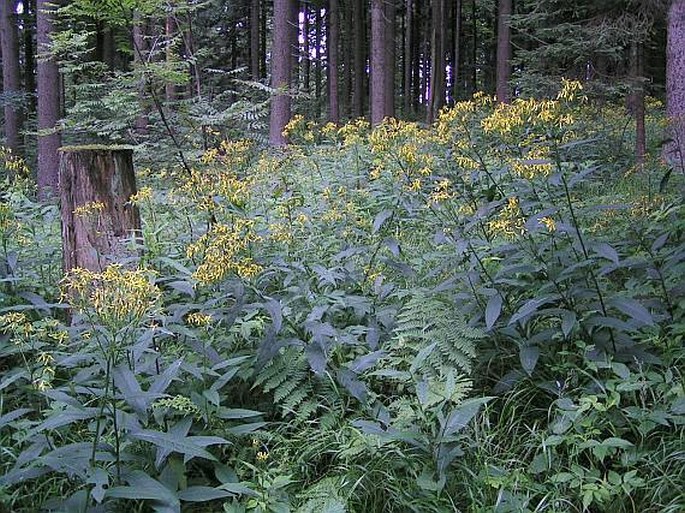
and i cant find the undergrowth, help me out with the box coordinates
[0,82,683,512]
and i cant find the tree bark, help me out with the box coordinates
[23,0,36,113]
[328,0,340,123]
[352,0,365,118]
[250,0,260,80]
[302,3,310,92]
[59,148,141,273]
[384,0,396,117]
[428,0,446,122]
[403,0,413,114]
[453,0,462,102]
[371,0,394,125]
[37,0,61,199]
[1,0,24,154]
[269,0,296,146]
[341,0,352,117]
[314,6,322,117]
[496,0,512,103]
[667,0,685,171]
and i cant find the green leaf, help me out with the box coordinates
[520,345,539,375]
[560,310,576,338]
[608,297,654,327]
[442,397,492,436]
[178,486,234,502]
[509,295,560,325]
[107,471,180,507]
[226,422,267,435]
[130,429,219,462]
[410,342,437,374]
[218,482,260,497]
[215,408,263,420]
[372,209,393,234]
[485,294,502,330]
[593,242,619,265]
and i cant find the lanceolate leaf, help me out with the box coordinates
[520,345,540,375]
[178,486,233,502]
[508,295,560,326]
[608,297,654,327]
[130,429,222,462]
[107,471,180,507]
[485,294,503,330]
[442,397,492,437]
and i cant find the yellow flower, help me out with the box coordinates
[62,264,160,330]
[129,186,153,204]
[187,219,262,284]
[256,451,269,462]
[488,197,527,240]
[187,312,213,327]
[539,216,556,232]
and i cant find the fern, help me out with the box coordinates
[393,292,481,377]
[254,347,340,424]
[296,477,348,513]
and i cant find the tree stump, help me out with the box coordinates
[59,147,142,272]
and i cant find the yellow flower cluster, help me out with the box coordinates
[201,139,253,166]
[63,264,160,329]
[129,186,153,204]
[0,202,19,235]
[539,216,557,232]
[186,219,262,284]
[427,179,455,206]
[0,314,66,391]
[187,312,213,327]
[510,146,554,179]
[488,197,527,240]
[338,118,370,147]
[557,78,585,102]
[482,98,563,137]
[0,146,30,178]
[180,167,253,213]
[369,118,424,154]
[73,201,106,218]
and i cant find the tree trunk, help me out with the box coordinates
[411,1,420,111]
[37,0,61,199]
[384,0,396,118]
[314,6,322,118]
[59,148,141,273]
[470,0,477,95]
[24,0,36,113]
[667,0,685,171]
[328,0,340,123]
[496,0,512,103]
[341,0,352,118]
[260,1,267,78]
[269,0,295,146]
[352,0,365,118]
[403,0,413,114]
[453,0,463,102]
[428,0,446,122]
[250,0,260,80]
[302,3,310,92]
[371,0,393,125]
[1,0,24,154]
